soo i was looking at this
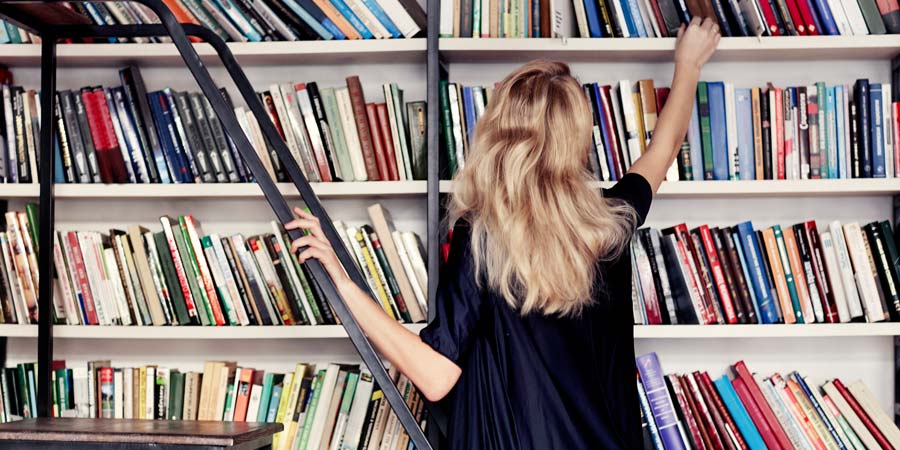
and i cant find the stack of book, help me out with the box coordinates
[441,78,900,181]
[630,219,900,326]
[3,360,426,450]
[0,66,426,184]
[636,352,900,450]
[0,203,426,326]
[0,0,425,44]
[440,0,900,38]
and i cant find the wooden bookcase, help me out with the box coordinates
[0,0,897,423]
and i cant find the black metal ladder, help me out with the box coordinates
[0,2,434,448]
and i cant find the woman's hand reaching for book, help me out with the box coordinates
[285,207,352,290]
[675,17,721,76]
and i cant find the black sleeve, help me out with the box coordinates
[602,172,653,226]
[419,223,485,365]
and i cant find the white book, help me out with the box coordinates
[123,367,133,420]
[224,367,242,422]
[346,0,390,38]
[306,364,341,450]
[282,83,322,183]
[849,381,900,446]
[447,83,466,170]
[340,370,375,450]
[594,126,612,181]
[549,0,577,37]
[335,87,368,181]
[822,381,881,450]
[819,231,852,323]
[103,247,133,326]
[113,369,124,419]
[246,378,264,423]
[234,106,275,181]
[480,0,491,36]
[145,366,155,420]
[400,232,428,297]
[233,234,280,325]
[840,0,869,34]
[617,81,642,165]
[53,232,81,325]
[270,222,318,325]
[725,83,739,179]
[571,0,590,36]
[842,223,886,322]
[72,367,89,418]
[270,84,304,173]
[439,0,453,36]
[637,0,659,37]
[394,231,427,313]
[383,85,406,180]
[828,221,865,320]
[824,0,851,34]
[608,0,631,37]
[373,0,420,37]
[91,233,120,325]
[883,84,893,177]
[332,220,358,270]
[209,234,249,325]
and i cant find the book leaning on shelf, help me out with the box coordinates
[630,218,900,326]
[0,66,426,184]
[0,0,426,44]
[1,360,428,450]
[439,0,900,38]
[0,202,427,325]
[441,78,900,181]
[636,352,900,450]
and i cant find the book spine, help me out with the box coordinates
[345,76,380,180]
[636,353,688,450]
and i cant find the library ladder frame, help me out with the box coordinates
[0,2,434,448]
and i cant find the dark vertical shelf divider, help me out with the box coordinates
[426,0,440,318]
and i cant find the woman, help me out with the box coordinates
[287,17,720,450]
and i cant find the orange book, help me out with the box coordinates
[638,80,658,148]
[762,228,796,323]
[161,0,202,42]
[782,377,829,450]
[232,368,254,422]
[312,0,362,39]
[782,229,815,322]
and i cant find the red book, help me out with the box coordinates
[693,372,733,450]
[732,377,782,450]
[648,0,669,37]
[94,88,129,183]
[756,0,782,35]
[67,231,99,325]
[699,372,749,450]
[98,367,114,418]
[232,368,254,422]
[160,216,199,320]
[261,92,286,140]
[803,221,839,323]
[161,0,202,42]
[345,76,380,180]
[686,373,726,450]
[794,0,819,34]
[364,103,391,181]
[668,375,708,449]
[784,0,807,34]
[732,362,793,449]
[833,379,894,450]
[601,86,624,179]
[687,227,724,324]
[698,225,738,324]
[375,103,401,181]
[665,224,716,324]
[655,87,671,110]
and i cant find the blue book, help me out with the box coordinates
[736,222,779,324]
[148,91,188,183]
[329,0,374,38]
[805,0,825,34]
[294,0,345,39]
[688,97,703,181]
[836,86,848,179]
[282,0,337,39]
[735,88,755,180]
[359,0,401,37]
[732,231,762,321]
[870,83,885,177]
[826,86,838,179]
[163,89,197,183]
[626,0,648,37]
[793,373,847,450]
[462,87,477,143]
[618,0,639,36]
[532,0,541,36]
[583,0,604,37]
[265,384,282,422]
[636,353,686,450]
[855,80,871,177]
[53,134,65,183]
[256,373,274,422]
[593,84,618,181]
[811,0,839,34]
[708,82,729,180]
[212,0,264,42]
[4,22,18,44]
[0,22,10,44]
[714,376,767,450]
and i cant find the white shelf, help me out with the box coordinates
[439,179,900,197]
[1,323,897,339]
[440,35,900,62]
[0,40,426,66]
[0,181,427,199]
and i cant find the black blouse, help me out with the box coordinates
[420,173,653,450]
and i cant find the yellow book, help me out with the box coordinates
[633,92,647,154]
[278,364,308,450]
[355,229,396,319]
[137,367,146,420]
[271,372,294,450]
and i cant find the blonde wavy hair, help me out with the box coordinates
[449,60,638,317]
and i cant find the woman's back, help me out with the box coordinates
[422,174,653,450]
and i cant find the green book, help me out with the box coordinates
[697,82,714,180]
[876,221,900,321]
[856,0,887,34]
[5,22,20,44]
[773,225,804,323]
[174,216,214,325]
[365,226,411,323]
[439,80,458,177]
[257,372,275,423]
[152,231,192,326]
[406,101,427,181]
[24,203,38,254]
[390,84,413,180]
[201,235,237,325]
[320,87,355,181]
[298,370,326,450]
[265,374,286,423]
[168,371,185,421]
[337,371,359,422]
